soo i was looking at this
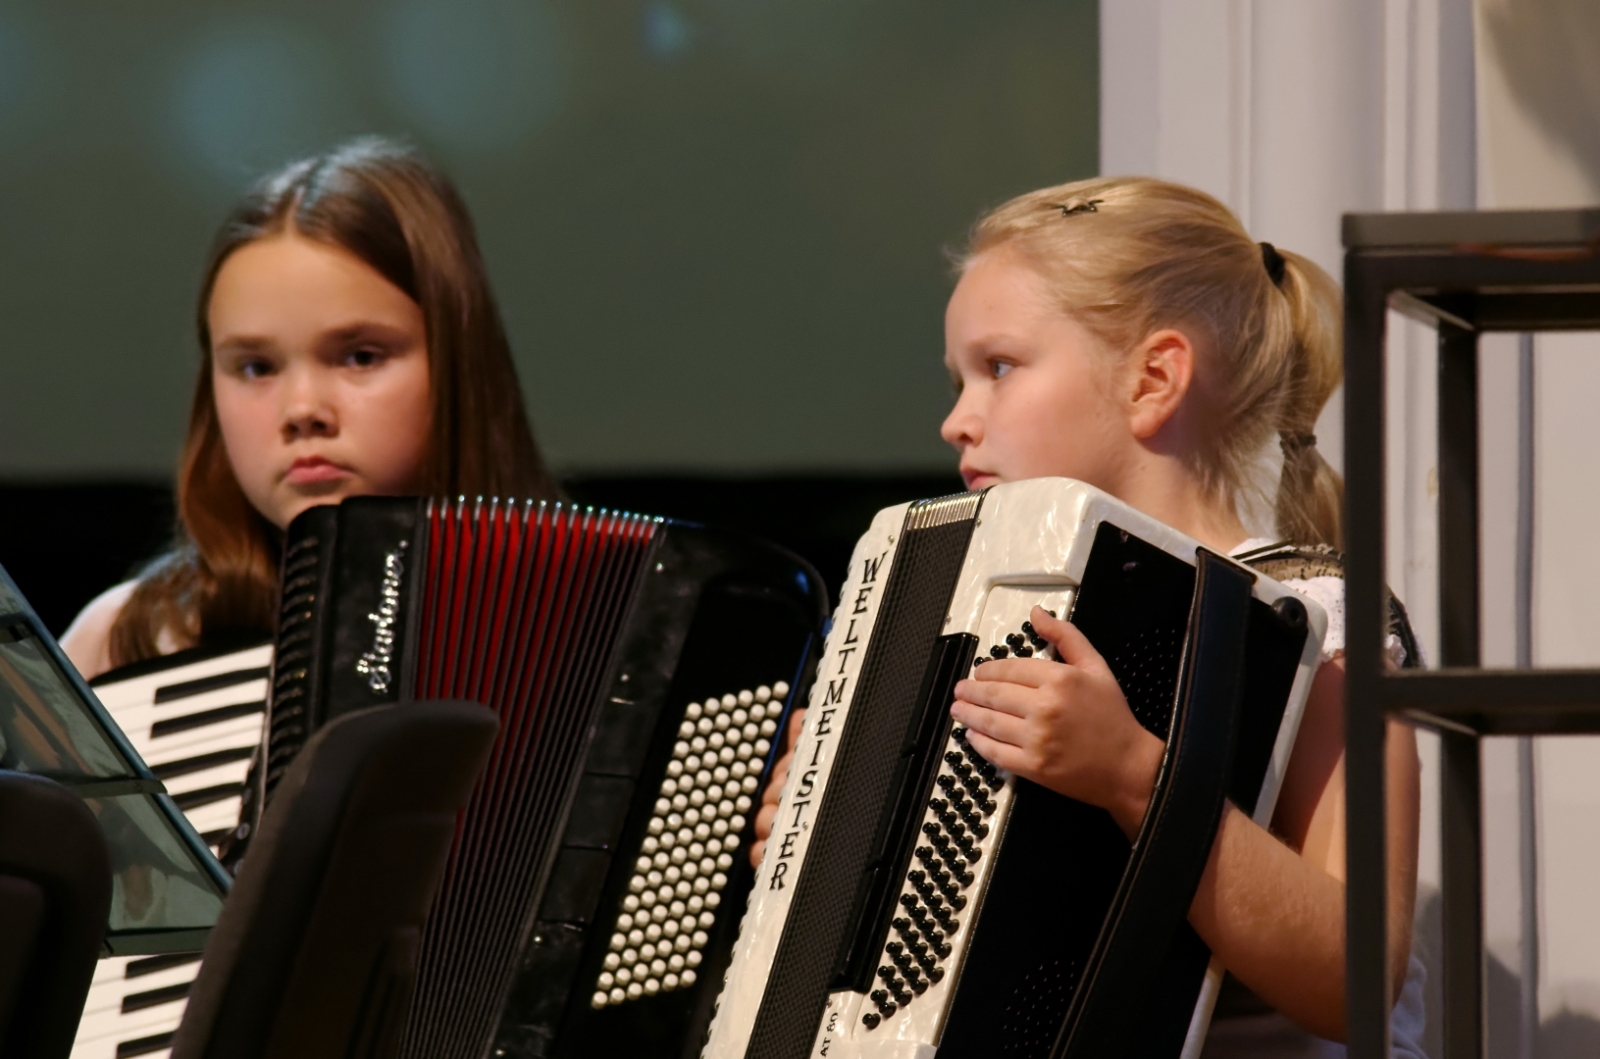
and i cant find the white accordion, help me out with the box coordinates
[704,479,1327,1059]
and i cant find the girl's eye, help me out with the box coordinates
[346,348,385,368]
[238,358,274,380]
[990,360,1014,380]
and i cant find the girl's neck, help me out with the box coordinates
[1106,451,1250,557]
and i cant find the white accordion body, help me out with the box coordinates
[704,479,1327,1059]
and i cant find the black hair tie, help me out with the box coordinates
[1259,242,1287,287]
[1280,432,1316,454]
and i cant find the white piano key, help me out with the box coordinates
[75,644,271,1059]
[161,761,251,799]
[183,797,244,844]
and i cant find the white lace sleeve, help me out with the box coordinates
[1279,575,1409,668]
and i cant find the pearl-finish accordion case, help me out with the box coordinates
[252,496,827,1059]
[703,478,1327,1059]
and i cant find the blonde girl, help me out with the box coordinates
[759,176,1425,1056]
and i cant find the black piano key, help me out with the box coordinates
[117,1032,178,1058]
[122,980,193,1014]
[151,700,266,739]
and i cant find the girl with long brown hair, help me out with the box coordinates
[63,137,557,678]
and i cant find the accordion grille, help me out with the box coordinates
[397,499,659,1059]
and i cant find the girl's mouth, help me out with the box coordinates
[285,456,352,485]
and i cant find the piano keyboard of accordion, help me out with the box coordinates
[704,478,1328,1059]
[71,643,272,1059]
[252,496,827,1059]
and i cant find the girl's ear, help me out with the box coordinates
[1124,328,1196,440]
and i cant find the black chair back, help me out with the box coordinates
[172,699,497,1059]
[0,771,113,1059]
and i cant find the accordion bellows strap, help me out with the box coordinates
[704,478,1328,1059]
[252,496,827,1058]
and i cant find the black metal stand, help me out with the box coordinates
[1343,208,1600,1058]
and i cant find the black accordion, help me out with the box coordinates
[704,479,1327,1059]
[252,496,826,1058]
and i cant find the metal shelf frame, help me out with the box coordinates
[1343,209,1600,1058]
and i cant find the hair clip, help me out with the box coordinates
[1279,432,1317,453]
[1057,199,1103,217]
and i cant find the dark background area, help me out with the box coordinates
[0,474,964,636]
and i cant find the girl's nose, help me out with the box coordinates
[940,392,983,450]
[280,367,337,440]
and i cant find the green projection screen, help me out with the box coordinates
[0,0,1096,477]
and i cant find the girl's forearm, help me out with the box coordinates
[1188,803,1348,1039]
[1188,735,1418,1049]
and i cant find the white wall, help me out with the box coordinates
[1474,0,1600,1047]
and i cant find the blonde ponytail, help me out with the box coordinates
[1269,249,1344,548]
[961,177,1346,548]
